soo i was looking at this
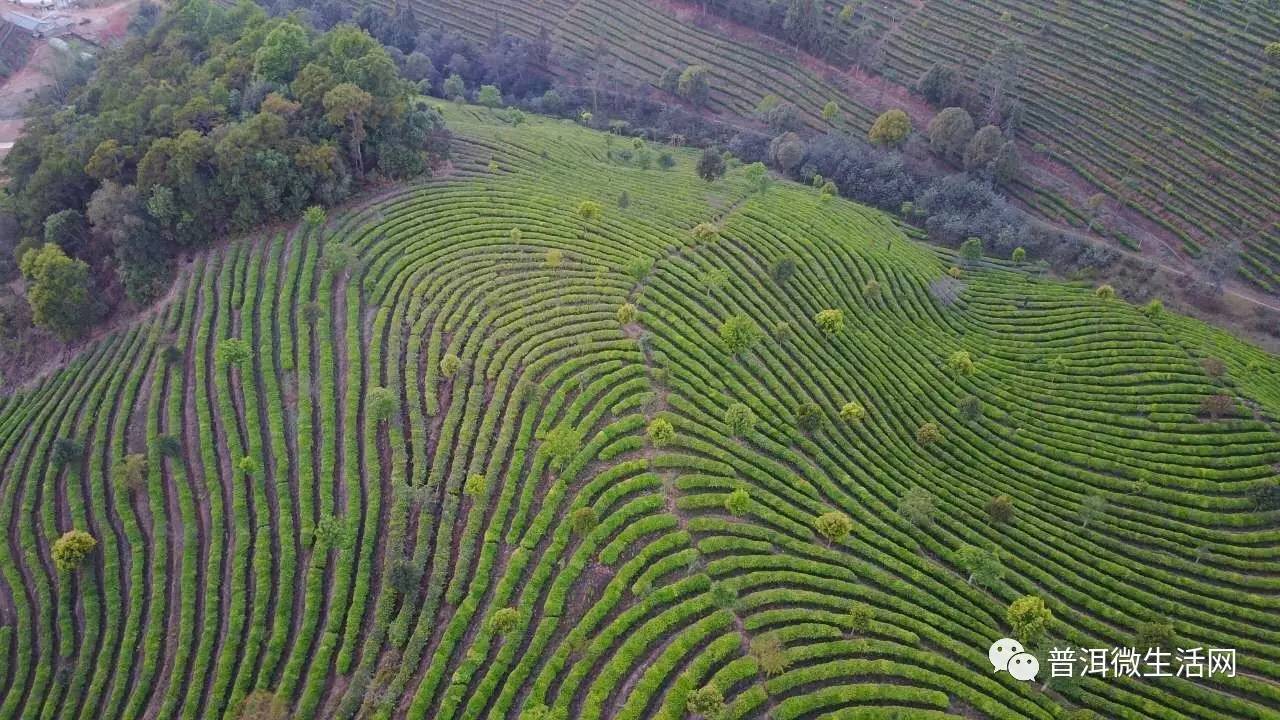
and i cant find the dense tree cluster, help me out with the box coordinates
[2,0,451,339]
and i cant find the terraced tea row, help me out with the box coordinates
[0,108,1277,720]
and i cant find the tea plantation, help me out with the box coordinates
[1,107,1278,719]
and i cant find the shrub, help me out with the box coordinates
[697,148,726,182]
[773,320,793,343]
[917,62,960,105]
[749,634,791,676]
[1095,284,1116,299]
[946,350,976,375]
[954,544,1003,588]
[388,559,422,597]
[814,511,853,544]
[986,494,1015,524]
[52,437,84,469]
[237,456,258,477]
[1265,41,1280,62]
[52,530,97,572]
[302,205,326,231]
[868,108,911,147]
[795,402,824,432]
[1079,494,1107,528]
[1142,299,1163,317]
[849,602,874,634]
[915,422,941,445]
[313,513,349,550]
[477,84,502,108]
[839,401,866,424]
[686,683,724,718]
[814,308,844,335]
[113,453,148,496]
[899,487,936,526]
[724,404,755,436]
[770,256,797,285]
[959,236,983,264]
[576,200,602,222]
[217,338,252,366]
[709,581,737,609]
[957,395,982,420]
[862,279,881,298]
[719,315,762,355]
[926,107,975,161]
[301,302,323,325]
[691,223,719,242]
[1007,595,1053,645]
[964,124,1004,171]
[368,386,397,423]
[1200,393,1235,419]
[647,417,676,447]
[541,424,583,469]
[677,65,710,106]
[724,487,750,516]
[488,607,520,635]
[1011,246,1026,264]
[616,303,638,324]
[440,353,461,377]
[570,506,598,535]
[546,249,565,268]
[463,474,486,498]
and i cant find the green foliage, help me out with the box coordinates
[959,236,984,264]
[367,386,397,423]
[617,303,638,324]
[541,424,584,469]
[322,243,358,276]
[724,487,750,516]
[770,255,797,285]
[709,581,737,609]
[814,308,844,335]
[719,315,763,355]
[546,249,565,268]
[955,544,1003,588]
[821,100,840,122]
[1079,494,1108,527]
[237,456,259,477]
[868,108,911,147]
[1011,246,1026,264]
[964,124,1004,171]
[18,243,94,341]
[927,107,975,161]
[985,494,1015,524]
[303,205,327,231]
[814,510,853,544]
[947,350,976,375]
[313,513,349,550]
[388,558,422,596]
[677,65,711,106]
[899,487,936,526]
[686,683,724,718]
[488,607,521,635]
[217,338,253,367]
[440,353,462,378]
[749,633,791,676]
[52,437,84,469]
[444,72,466,100]
[725,403,756,436]
[1007,595,1053,645]
[113,453,149,496]
[696,149,726,182]
[577,200,602,222]
[839,401,866,424]
[795,402,824,432]
[647,417,676,447]
[848,602,874,634]
[917,62,961,105]
[915,422,941,445]
[570,506,598,535]
[52,529,97,572]
[691,223,719,242]
[957,394,982,421]
[477,84,503,108]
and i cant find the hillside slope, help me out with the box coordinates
[401,0,1280,292]
[1,107,1279,720]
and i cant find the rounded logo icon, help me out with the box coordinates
[1006,651,1039,681]
[989,638,1024,672]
